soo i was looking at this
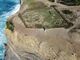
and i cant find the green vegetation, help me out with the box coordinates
[60,0,80,5]
[62,9,76,23]
[69,0,80,5]
[22,2,69,28]
[62,10,72,14]
[21,0,72,28]
[6,21,14,32]
[75,0,80,5]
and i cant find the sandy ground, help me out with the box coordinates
[5,14,80,60]
[5,0,80,60]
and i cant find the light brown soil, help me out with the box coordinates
[6,0,80,60]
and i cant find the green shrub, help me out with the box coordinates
[6,21,14,32]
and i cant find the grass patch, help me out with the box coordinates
[21,1,70,28]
